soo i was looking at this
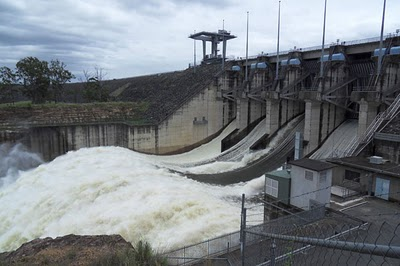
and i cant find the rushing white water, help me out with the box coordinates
[0,145,264,253]
[0,143,43,186]
[159,116,302,174]
[149,120,237,164]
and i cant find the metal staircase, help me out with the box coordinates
[343,92,400,157]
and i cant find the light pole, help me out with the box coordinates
[320,0,328,78]
[275,0,281,81]
[245,11,249,82]
[193,30,196,73]
[377,0,387,76]
[222,19,225,70]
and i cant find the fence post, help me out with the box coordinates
[208,239,210,257]
[240,194,245,244]
[240,194,246,266]
[270,238,276,266]
[183,246,186,265]
[241,208,247,266]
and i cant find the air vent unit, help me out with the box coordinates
[369,156,383,164]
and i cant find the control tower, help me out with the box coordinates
[189,29,236,63]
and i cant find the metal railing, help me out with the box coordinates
[227,34,395,62]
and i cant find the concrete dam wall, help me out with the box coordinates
[1,35,400,164]
[0,63,234,160]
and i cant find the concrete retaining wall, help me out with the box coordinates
[0,82,230,160]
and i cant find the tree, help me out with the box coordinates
[15,57,74,104]
[0,66,17,104]
[49,59,74,102]
[81,67,109,102]
[16,57,50,104]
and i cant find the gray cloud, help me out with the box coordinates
[0,0,399,80]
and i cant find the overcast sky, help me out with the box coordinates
[0,0,399,81]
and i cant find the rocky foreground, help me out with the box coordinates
[0,234,134,265]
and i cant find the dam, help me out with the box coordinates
[1,30,400,181]
[1,29,400,259]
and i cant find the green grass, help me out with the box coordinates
[0,101,152,125]
[0,101,149,111]
[0,101,32,108]
[91,240,168,266]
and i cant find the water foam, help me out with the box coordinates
[0,143,43,186]
[164,117,299,174]
[0,146,264,252]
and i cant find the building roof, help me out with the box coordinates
[266,169,291,179]
[189,30,237,42]
[289,158,336,172]
[327,156,400,178]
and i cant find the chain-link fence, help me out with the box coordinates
[164,194,400,266]
[164,205,328,265]
[244,208,400,266]
[165,230,240,265]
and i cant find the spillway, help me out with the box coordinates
[310,119,358,160]
[0,145,264,253]
[0,116,303,253]
[158,115,304,184]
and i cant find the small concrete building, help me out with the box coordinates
[328,156,400,201]
[264,169,292,220]
[289,158,336,210]
[264,169,291,205]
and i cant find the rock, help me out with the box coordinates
[0,234,133,265]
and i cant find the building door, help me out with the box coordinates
[375,177,390,200]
